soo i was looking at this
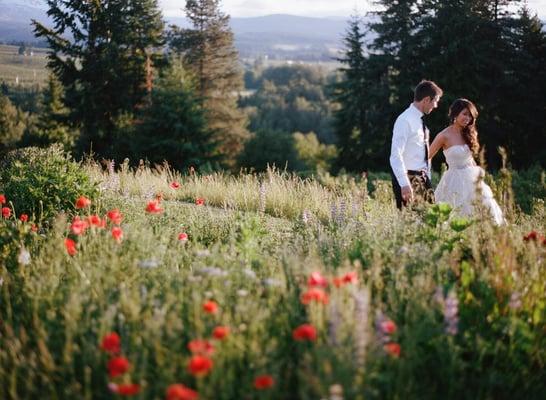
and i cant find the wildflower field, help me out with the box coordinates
[1,149,545,399]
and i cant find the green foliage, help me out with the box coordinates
[0,144,98,221]
[0,93,26,154]
[511,166,546,214]
[293,131,338,172]
[119,60,219,171]
[21,75,76,150]
[33,0,166,158]
[334,1,546,171]
[240,65,337,144]
[1,164,545,398]
[169,0,250,168]
[238,129,303,171]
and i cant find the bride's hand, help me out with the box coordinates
[401,186,413,203]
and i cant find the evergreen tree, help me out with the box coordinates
[32,0,165,157]
[332,15,369,170]
[23,75,75,149]
[0,94,26,154]
[169,0,249,168]
[125,60,219,170]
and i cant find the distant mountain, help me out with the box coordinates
[0,1,353,60]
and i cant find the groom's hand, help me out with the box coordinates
[401,186,413,203]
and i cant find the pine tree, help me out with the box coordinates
[127,60,219,170]
[0,94,26,154]
[24,74,75,149]
[169,0,249,168]
[32,0,165,157]
[332,15,369,171]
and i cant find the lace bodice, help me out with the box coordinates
[444,144,475,170]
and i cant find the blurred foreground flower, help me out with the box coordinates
[212,326,230,340]
[108,383,140,396]
[107,356,131,378]
[112,227,124,243]
[19,214,28,222]
[293,324,317,341]
[203,300,218,314]
[166,384,198,400]
[64,238,77,256]
[146,200,163,214]
[308,271,328,288]
[301,288,329,305]
[75,195,91,209]
[178,232,189,242]
[0,194,5,204]
[170,181,181,189]
[2,206,11,219]
[70,217,88,235]
[188,355,213,376]
[18,247,31,266]
[195,197,205,206]
[188,340,214,355]
[107,209,123,225]
[100,332,121,354]
[254,375,275,390]
[383,342,401,358]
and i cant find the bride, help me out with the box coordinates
[429,98,505,225]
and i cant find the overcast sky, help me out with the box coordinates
[161,0,546,18]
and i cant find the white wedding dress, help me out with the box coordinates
[435,144,505,225]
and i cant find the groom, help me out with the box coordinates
[390,80,443,209]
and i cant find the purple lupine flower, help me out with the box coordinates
[444,290,459,336]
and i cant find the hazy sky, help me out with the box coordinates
[161,0,546,18]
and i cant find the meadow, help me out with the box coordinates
[0,149,545,399]
[0,45,49,87]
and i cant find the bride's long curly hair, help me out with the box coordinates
[449,99,480,155]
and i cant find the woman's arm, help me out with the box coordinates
[428,131,445,161]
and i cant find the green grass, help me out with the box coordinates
[1,162,545,399]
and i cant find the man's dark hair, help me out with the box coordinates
[414,80,443,101]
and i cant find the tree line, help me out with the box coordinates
[334,0,546,171]
[1,0,545,173]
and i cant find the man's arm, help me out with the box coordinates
[389,117,411,188]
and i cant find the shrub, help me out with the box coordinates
[0,144,98,221]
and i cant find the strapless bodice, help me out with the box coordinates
[443,144,475,169]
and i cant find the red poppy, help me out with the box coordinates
[75,196,91,209]
[523,230,544,242]
[384,342,401,358]
[178,232,189,242]
[300,288,329,305]
[112,227,123,243]
[187,355,213,376]
[292,324,317,341]
[307,271,328,288]
[254,375,275,390]
[31,224,38,232]
[107,209,123,225]
[212,326,230,340]
[100,332,121,354]
[170,182,181,190]
[112,383,141,396]
[146,200,163,214]
[65,238,77,256]
[70,217,88,235]
[380,320,397,335]
[0,194,5,204]
[88,214,106,228]
[195,198,205,206]
[2,207,11,219]
[166,384,199,400]
[203,300,218,314]
[342,271,358,284]
[187,339,215,355]
[19,214,29,222]
[107,356,131,378]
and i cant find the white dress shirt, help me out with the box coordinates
[389,103,429,188]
